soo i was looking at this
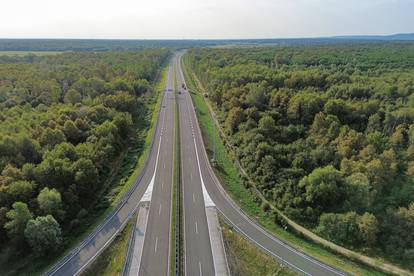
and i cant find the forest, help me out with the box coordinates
[0,50,168,260]
[186,43,414,268]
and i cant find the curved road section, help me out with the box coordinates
[177,53,348,276]
[45,60,175,276]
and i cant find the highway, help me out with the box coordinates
[46,52,347,276]
[137,60,175,275]
[176,52,347,276]
[46,58,176,276]
[176,57,216,276]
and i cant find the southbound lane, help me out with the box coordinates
[176,56,215,276]
[46,58,173,276]
[138,62,175,276]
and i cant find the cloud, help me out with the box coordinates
[0,0,412,38]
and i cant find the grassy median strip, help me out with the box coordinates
[80,214,137,276]
[181,56,385,276]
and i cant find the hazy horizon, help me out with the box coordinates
[1,0,414,39]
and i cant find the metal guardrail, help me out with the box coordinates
[121,211,139,276]
[44,75,168,276]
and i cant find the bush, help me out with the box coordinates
[24,215,62,256]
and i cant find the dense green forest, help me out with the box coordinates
[186,43,414,268]
[0,50,168,260]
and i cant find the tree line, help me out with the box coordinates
[186,43,414,268]
[0,50,168,259]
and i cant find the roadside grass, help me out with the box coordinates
[220,218,299,276]
[80,214,136,276]
[0,59,171,276]
[0,51,64,56]
[181,57,385,276]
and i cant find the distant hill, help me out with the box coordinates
[333,33,414,41]
[0,33,413,51]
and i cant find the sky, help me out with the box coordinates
[1,0,414,39]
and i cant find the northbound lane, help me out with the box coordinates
[177,52,347,276]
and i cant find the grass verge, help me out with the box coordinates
[181,56,385,276]
[220,217,298,276]
[80,215,136,276]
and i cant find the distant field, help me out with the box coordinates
[0,51,63,56]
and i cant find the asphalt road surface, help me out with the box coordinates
[138,60,175,276]
[176,52,347,276]
[46,58,176,276]
[176,57,216,276]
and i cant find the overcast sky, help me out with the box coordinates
[1,0,413,39]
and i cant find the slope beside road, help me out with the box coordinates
[176,52,347,276]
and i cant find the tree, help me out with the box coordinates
[17,135,41,164]
[37,188,62,217]
[316,212,360,246]
[323,99,353,124]
[35,156,74,188]
[299,165,344,210]
[73,158,99,198]
[63,120,81,144]
[357,212,379,246]
[40,128,66,149]
[381,203,414,260]
[344,173,372,212]
[245,82,268,110]
[0,164,23,185]
[0,207,8,244]
[7,180,36,204]
[24,215,61,255]
[287,92,324,124]
[4,202,33,241]
[103,91,137,115]
[336,128,364,158]
[64,88,82,104]
[258,115,276,138]
[225,107,245,134]
[133,79,150,97]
